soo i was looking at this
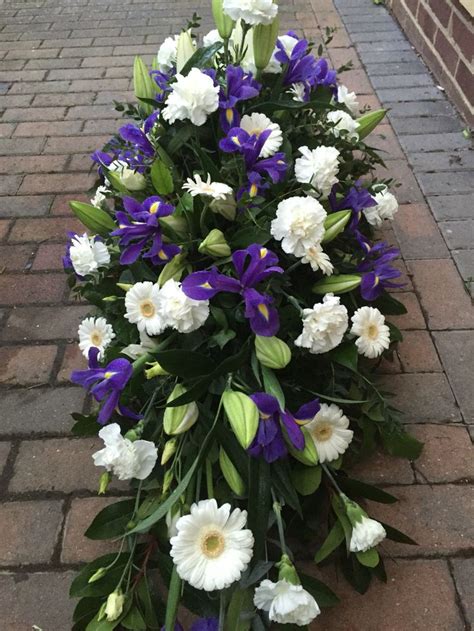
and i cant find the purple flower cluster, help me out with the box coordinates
[111,196,180,266]
[182,244,283,336]
[249,393,320,463]
[219,65,261,132]
[358,242,403,301]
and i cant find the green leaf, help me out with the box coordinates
[373,292,407,315]
[356,548,380,567]
[166,124,194,155]
[86,615,119,631]
[136,576,160,629]
[261,365,285,409]
[248,458,271,562]
[291,465,322,496]
[121,606,147,630]
[151,159,174,196]
[287,427,319,466]
[70,553,129,598]
[133,56,156,115]
[322,210,351,244]
[299,573,340,607]
[314,521,345,563]
[231,226,270,249]
[220,448,246,496]
[341,555,372,594]
[331,494,352,549]
[337,476,398,504]
[240,561,274,589]
[271,460,303,516]
[104,169,129,193]
[164,566,181,631]
[330,342,358,371]
[382,522,418,545]
[71,413,99,436]
[69,201,115,236]
[225,587,253,631]
[357,108,387,139]
[85,500,135,540]
[73,598,102,629]
[312,274,361,295]
[180,41,223,75]
[154,349,215,378]
[381,428,423,460]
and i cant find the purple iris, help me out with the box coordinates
[71,348,133,424]
[357,242,403,301]
[190,619,219,631]
[111,196,180,266]
[151,69,173,102]
[330,182,376,231]
[182,244,283,336]
[219,65,261,132]
[219,127,287,198]
[249,393,320,463]
[118,123,154,157]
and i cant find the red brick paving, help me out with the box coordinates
[0,0,472,629]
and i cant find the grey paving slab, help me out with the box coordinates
[428,194,474,221]
[386,100,458,118]
[439,220,474,250]
[392,116,463,135]
[365,60,428,76]
[359,50,420,65]
[452,250,474,280]
[377,86,446,103]
[370,73,435,90]
[417,172,473,196]
[399,133,472,153]
[451,559,474,626]
[410,150,474,172]
[355,40,413,52]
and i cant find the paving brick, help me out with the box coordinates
[32,91,96,107]
[378,373,460,423]
[417,172,473,197]
[0,571,75,631]
[0,123,16,138]
[368,485,474,556]
[365,60,427,76]
[0,137,45,156]
[0,175,22,195]
[369,73,434,90]
[410,424,474,483]
[439,220,473,251]
[0,386,85,436]
[0,442,11,477]
[311,559,464,630]
[451,559,474,626]
[0,273,66,306]
[8,79,71,94]
[0,220,11,241]
[2,106,66,122]
[0,244,34,271]
[410,150,474,172]
[57,343,86,382]
[43,134,110,154]
[0,344,57,386]
[32,243,65,271]
[2,304,90,342]
[388,291,426,329]
[391,115,463,135]
[349,450,414,485]
[375,159,424,204]
[397,330,442,373]
[399,132,472,154]
[19,172,94,195]
[0,500,64,565]
[408,259,474,330]
[8,216,83,242]
[61,496,120,563]
[427,193,474,221]
[433,331,474,424]
[452,250,474,284]
[10,437,101,493]
[13,120,83,138]
[0,155,68,175]
[392,203,450,259]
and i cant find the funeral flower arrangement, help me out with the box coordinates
[65,1,423,629]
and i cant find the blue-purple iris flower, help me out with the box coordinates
[151,69,173,102]
[219,127,287,198]
[182,244,283,336]
[249,393,320,463]
[330,182,376,231]
[190,619,219,631]
[71,348,133,425]
[219,65,261,132]
[357,242,403,301]
[111,196,180,266]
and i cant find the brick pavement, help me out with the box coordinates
[0,0,472,629]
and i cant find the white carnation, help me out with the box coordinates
[93,423,158,481]
[327,109,360,141]
[295,145,340,196]
[203,29,223,48]
[254,579,321,626]
[295,293,348,354]
[351,306,390,358]
[304,403,353,463]
[350,516,387,552]
[240,112,283,158]
[337,84,359,115]
[157,35,179,72]
[125,281,165,336]
[223,0,278,25]
[69,233,110,277]
[363,188,398,227]
[162,67,220,127]
[157,279,209,334]
[301,245,334,275]
[271,196,327,257]
[78,316,115,359]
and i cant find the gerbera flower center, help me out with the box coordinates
[200,529,225,558]
[312,421,333,442]
[367,324,379,339]
[140,299,156,318]
[90,330,103,346]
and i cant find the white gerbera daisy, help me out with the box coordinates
[162,68,220,127]
[301,245,334,275]
[157,35,179,72]
[304,403,353,463]
[350,516,386,552]
[157,279,209,334]
[240,113,283,158]
[170,498,254,591]
[125,281,164,336]
[92,423,158,481]
[337,85,359,115]
[295,145,341,196]
[289,82,306,102]
[78,316,115,359]
[254,579,321,626]
[223,0,278,26]
[363,188,398,227]
[271,196,327,257]
[327,109,360,141]
[351,306,390,358]
[295,293,348,355]
[183,173,233,200]
[69,233,110,277]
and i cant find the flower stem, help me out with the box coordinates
[218,590,226,631]
[271,490,287,555]
[205,458,214,498]
[321,463,344,495]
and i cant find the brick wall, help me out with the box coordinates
[387,0,474,125]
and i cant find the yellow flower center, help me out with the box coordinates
[258,303,269,320]
[90,331,103,346]
[312,422,333,442]
[200,530,225,559]
[140,299,156,318]
[367,324,379,339]
[149,201,160,214]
